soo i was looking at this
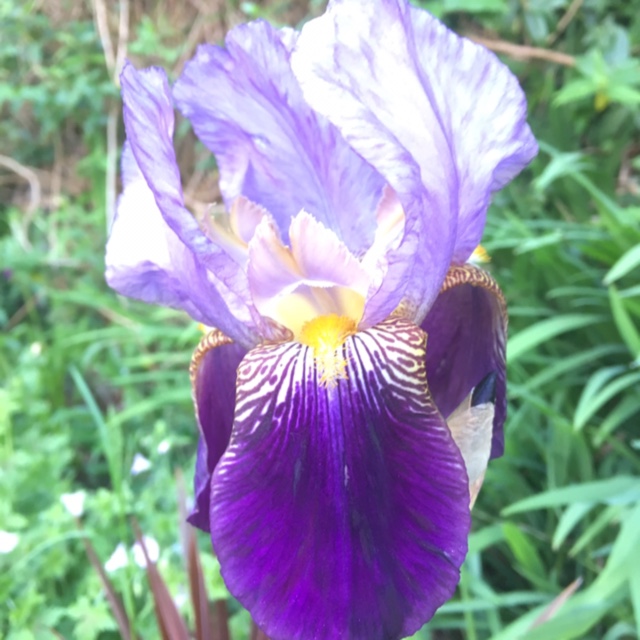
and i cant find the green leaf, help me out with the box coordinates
[569,504,624,556]
[69,365,123,494]
[606,84,640,105]
[502,523,547,584]
[574,369,640,430]
[442,0,507,13]
[468,524,505,555]
[552,502,595,550]
[522,345,622,393]
[604,244,640,284]
[534,152,590,193]
[520,601,612,640]
[608,285,640,357]
[590,501,640,597]
[553,79,598,106]
[630,566,640,638]
[507,315,602,364]
[595,396,640,446]
[503,476,640,515]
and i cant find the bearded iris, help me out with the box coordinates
[106,0,537,637]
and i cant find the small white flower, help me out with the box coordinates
[130,453,151,475]
[30,342,42,356]
[105,543,128,573]
[60,491,86,517]
[104,536,161,572]
[157,439,171,454]
[173,588,188,609]
[133,536,160,567]
[0,530,19,554]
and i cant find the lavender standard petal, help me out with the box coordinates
[292,0,537,319]
[210,319,470,639]
[173,20,385,254]
[120,62,264,346]
[407,3,538,262]
[106,144,240,328]
[291,0,459,327]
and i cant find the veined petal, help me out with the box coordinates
[188,330,247,531]
[106,144,239,330]
[422,264,507,459]
[289,211,369,294]
[291,0,458,326]
[407,3,538,261]
[120,62,267,345]
[292,0,537,318]
[248,212,368,334]
[173,20,385,253]
[210,318,470,639]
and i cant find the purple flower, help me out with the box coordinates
[105,1,537,637]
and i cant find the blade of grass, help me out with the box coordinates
[574,370,640,430]
[629,566,640,638]
[552,503,594,550]
[69,365,137,631]
[69,365,121,492]
[507,314,601,364]
[569,504,624,557]
[503,476,640,515]
[608,285,640,358]
[603,244,640,285]
[594,395,640,446]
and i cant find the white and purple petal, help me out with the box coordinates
[291,0,459,326]
[172,20,385,254]
[422,265,507,458]
[119,62,268,345]
[247,212,369,334]
[106,144,239,332]
[291,0,537,321]
[210,319,470,639]
[407,3,538,261]
[189,330,247,532]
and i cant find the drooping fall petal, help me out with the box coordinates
[188,331,247,531]
[210,319,470,639]
[422,264,507,458]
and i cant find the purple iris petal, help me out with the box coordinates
[291,0,537,322]
[172,20,385,254]
[247,211,370,326]
[210,319,470,639]
[189,332,247,532]
[106,144,235,328]
[422,265,507,458]
[407,3,538,262]
[119,63,264,346]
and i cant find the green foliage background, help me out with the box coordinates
[1,0,639,638]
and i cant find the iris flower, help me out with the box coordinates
[106,0,537,637]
